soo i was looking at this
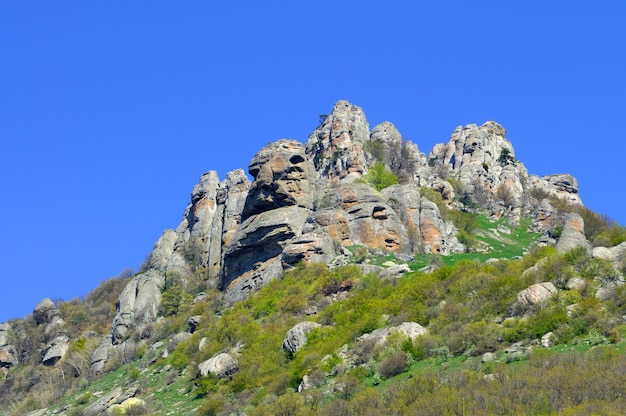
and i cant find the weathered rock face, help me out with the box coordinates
[33,298,60,325]
[42,335,70,366]
[111,270,164,344]
[556,213,591,254]
[0,323,18,369]
[306,100,370,181]
[105,100,586,350]
[429,121,527,216]
[222,140,316,303]
[510,282,558,316]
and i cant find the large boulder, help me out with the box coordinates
[356,322,427,348]
[198,352,239,379]
[510,282,558,316]
[556,213,591,254]
[33,298,60,325]
[111,270,164,344]
[42,335,70,366]
[0,324,18,369]
[282,322,322,355]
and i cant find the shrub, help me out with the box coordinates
[365,162,399,191]
[377,351,408,379]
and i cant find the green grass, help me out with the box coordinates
[411,216,541,268]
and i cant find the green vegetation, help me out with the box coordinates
[4,243,626,415]
[497,148,517,166]
[365,162,399,191]
[2,193,625,415]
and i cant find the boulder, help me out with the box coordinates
[566,277,587,292]
[169,332,191,350]
[82,387,123,416]
[0,345,18,369]
[379,264,411,280]
[541,332,555,348]
[511,282,558,316]
[106,398,147,415]
[592,246,616,261]
[33,298,59,325]
[111,270,164,344]
[282,322,322,355]
[356,322,427,348]
[556,213,591,254]
[42,335,70,366]
[198,352,239,379]
[188,315,201,333]
[482,352,497,363]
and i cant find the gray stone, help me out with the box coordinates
[541,332,555,348]
[511,282,558,316]
[33,298,59,325]
[111,270,164,344]
[379,264,411,279]
[42,335,70,366]
[556,213,591,254]
[305,100,370,180]
[82,387,123,416]
[198,352,238,379]
[188,315,201,333]
[592,246,616,261]
[0,323,11,347]
[566,277,587,292]
[0,344,18,368]
[169,332,191,350]
[282,322,322,355]
[482,352,497,363]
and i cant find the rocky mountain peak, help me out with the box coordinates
[305,100,370,181]
[105,100,586,350]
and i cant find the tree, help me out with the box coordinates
[497,148,517,166]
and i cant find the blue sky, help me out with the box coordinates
[1,2,624,323]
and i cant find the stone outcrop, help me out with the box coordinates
[103,100,586,353]
[0,323,18,369]
[510,282,558,316]
[282,322,322,355]
[41,335,70,366]
[428,121,528,216]
[198,352,239,379]
[306,100,370,181]
[556,213,591,254]
[356,322,427,348]
[33,298,60,326]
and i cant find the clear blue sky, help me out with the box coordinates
[1,2,624,323]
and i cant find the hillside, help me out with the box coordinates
[1,101,625,415]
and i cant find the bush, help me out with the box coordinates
[365,162,399,191]
[377,351,408,379]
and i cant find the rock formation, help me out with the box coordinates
[198,352,239,379]
[0,323,18,370]
[282,322,322,355]
[105,100,587,351]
